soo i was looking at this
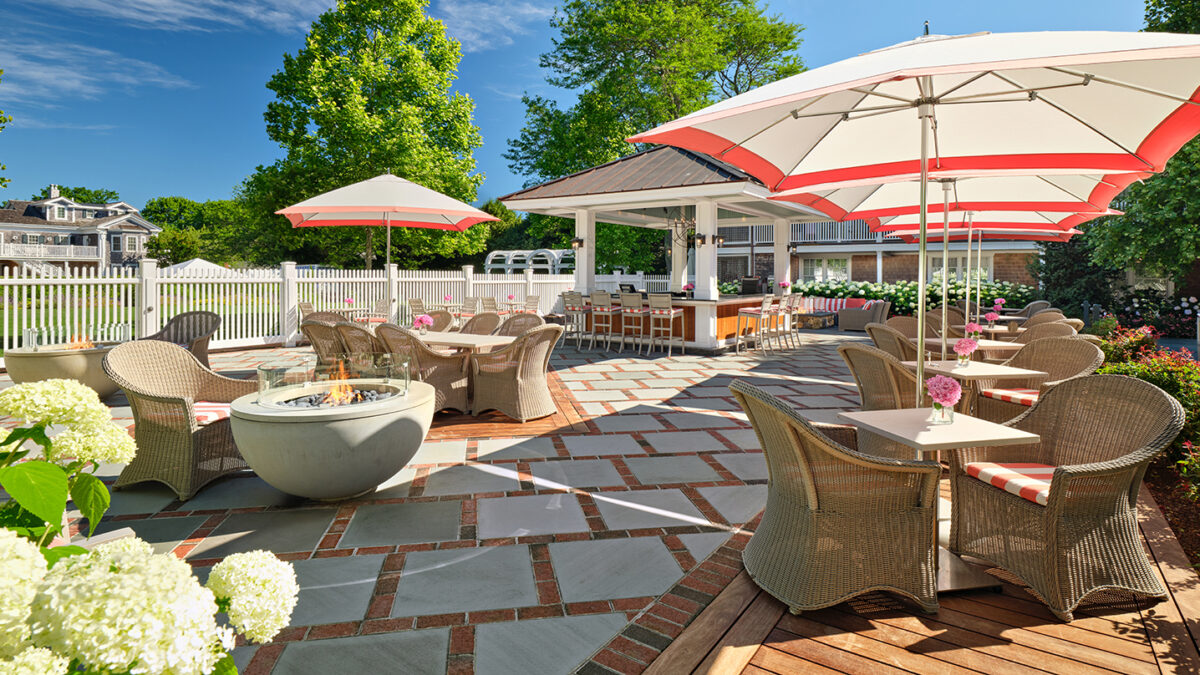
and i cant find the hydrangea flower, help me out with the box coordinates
[207,551,299,644]
[1,646,68,675]
[925,375,962,407]
[46,422,137,465]
[953,338,978,356]
[0,379,109,427]
[964,322,982,335]
[0,529,46,658]
[984,312,1000,322]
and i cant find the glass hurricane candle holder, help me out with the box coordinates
[931,402,954,425]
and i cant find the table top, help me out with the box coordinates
[901,360,1048,381]
[419,331,514,350]
[838,408,1040,452]
[942,337,1023,354]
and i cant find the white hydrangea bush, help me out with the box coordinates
[0,379,110,427]
[207,551,300,643]
[1,646,69,675]
[0,529,46,658]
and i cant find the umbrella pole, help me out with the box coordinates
[386,214,392,267]
[975,214,983,323]
[964,216,973,326]
[915,97,933,403]
[940,181,951,360]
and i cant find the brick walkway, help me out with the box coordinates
[34,331,870,674]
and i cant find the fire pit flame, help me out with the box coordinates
[324,361,355,406]
[277,362,396,409]
[65,334,96,350]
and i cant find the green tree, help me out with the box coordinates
[142,196,206,229]
[145,227,205,266]
[238,0,488,269]
[504,0,803,272]
[0,69,10,189]
[1086,0,1200,282]
[141,196,245,264]
[1030,230,1125,317]
[30,186,120,203]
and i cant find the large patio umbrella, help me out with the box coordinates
[629,30,1200,391]
[276,173,499,267]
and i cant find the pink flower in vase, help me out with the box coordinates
[984,311,1000,322]
[508,294,516,300]
[925,375,962,407]
[683,283,695,291]
[414,314,435,328]
[994,298,1006,306]
[345,298,355,305]
[964,322,983,336]
[953,337,978,357]
[444,294,452,302]
[778,280,790,289]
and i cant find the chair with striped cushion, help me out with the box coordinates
[481,297,509,316]
[735,296,775,354]
[562,291,590,349]
[975,336,1102,423]
[523,295,541,314]
[587,292,620,351]
[647,293,685,356]
[616,292,649,354]
[949,374,1184,621]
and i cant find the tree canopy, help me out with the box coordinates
[1085,0,1200,282]
[236,0,489,268]
[30,185,120,203]
[503,0,803,272]
[1031,229,1126,317]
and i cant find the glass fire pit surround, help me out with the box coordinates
[229,378,435,500]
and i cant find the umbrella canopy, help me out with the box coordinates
[870,209,1115,232]
[885,227,1082,243]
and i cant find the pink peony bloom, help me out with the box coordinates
[953,337,978,356]
[414,314,435,328]
[778,280,790,288]
[345,298,355,305]
[964,322,982,334]
[984,311,1000,322]
[925,375,962,407]
[444,294,452,302]
[683,283,695,291]
[508,294,516,300]
[994,298,1006,306]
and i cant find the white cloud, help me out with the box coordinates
[13,0,333,33]
[0,39,191,106]
[9,119,118,131]
[434,0,553,52]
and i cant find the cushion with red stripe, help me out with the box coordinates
[194,402,231,426]
[979,388,1039,406]
[354,317,386,323]
[965,462,1054,506]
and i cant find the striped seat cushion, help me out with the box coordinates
[622,307,648,314]
[194,402,231,425]
[966,462,1055,506]
[979,388,1039,406]
[649,308,682,315]
[565,305,591,312]
[354,317,387,323]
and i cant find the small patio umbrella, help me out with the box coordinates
[276,173,499,267]
[630,30,1200,392]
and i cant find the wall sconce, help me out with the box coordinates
[713,234,725,246]
[693,233,707,247]
[787,243,801,254]
[569,237,585,250]
[693,234,726,247]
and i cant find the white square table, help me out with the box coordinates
[418,331,514,353]
[902,360,1048,414]
[938,338,1024,357]
[838,407,1040,592]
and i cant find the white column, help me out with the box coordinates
[136,258,159,338]
[694,201,718,300]
[280,261,299,346]
[670,232,687,293]
[772,218,790,296]
[462,264,474,297]
[523,267,535,298]
[876,250,883,283]
[574,209,596,294]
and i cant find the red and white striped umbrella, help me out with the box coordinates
[870,208,1115,232]
[884,226,1083,244]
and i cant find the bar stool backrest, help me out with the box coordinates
[759,296,773,313]
[481,297,500,313]
[524,296,540,313]
[409,298,426,315]
[619,293,644,310]
[590,292,613,309]
[563,292,584,310]
[648,293,673,310]
[460,297,480,314]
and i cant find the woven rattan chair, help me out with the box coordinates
[461,312,503,335]
[480,297,508,316]
[376,324,470,413]
[949,375,1184,621]
[304,311,347,323]
[1061,318,1085,331]
[470,325,564,421]
[838,344,930,459]
[427,310,454,332]
[496,313,545,337]
[1004,300,1051,317]
[102,340,256,500]
[885,315,920,338]
[1012,321,1077,344]
[144,311,221,368]
[975,336,1103,423]
[299,301,316,318]
[1023,311,1067,328]
[729,380,940,614]
[924,311,964,338]
[1076,333,1104,346]
[335,322,384,355]
[300,320,346,365]
[865,322,918,361]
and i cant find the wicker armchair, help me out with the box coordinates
[865,322,918,361]
[729,380,940,614]
[376,324,470,413]
[144,311,221,368]
[299,301,316,318]
[301,320,346,364]
[1003,300,1051,317]
[102,340,256,500]
[496,313,545,337]
[837,301,890,332]
[461,312,503,335]
[975,337,1103,423]
[1012,322,1076,343]
[838,344,929,459]
[304,311,349,323]
[427,310,454,332]
[470,325,563,421]
[1023,311,1067,328]
[885,316,920,338]
[949,375,1184,621]
[335,322,384,355]
[924,311,963,338]
[1061,318,1085,331]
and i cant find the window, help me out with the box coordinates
[55,207,65,219]
[110,235,122,253]
[801,257,850,282]
[127,235,138,253]
[802,258,820,282]
[54,235,69,245]
[930,254,991,282]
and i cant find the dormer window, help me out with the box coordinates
[55,206,65,219]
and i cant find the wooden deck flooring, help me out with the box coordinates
[648,486,1200,675]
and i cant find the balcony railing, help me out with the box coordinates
[0,243,100,259]
[717,220,877,246]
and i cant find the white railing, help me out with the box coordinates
[0,243,100,259]
[792,220,876,243]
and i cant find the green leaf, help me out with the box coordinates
[211,654,239,675]
[70,473,111,537]
[41,545,88,568]
[0,461,68,531]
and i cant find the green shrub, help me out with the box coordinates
[1098,325,1160,364]
[1085,315,1119,337]
[791,279,1038,316]
[1098,348,1199,464]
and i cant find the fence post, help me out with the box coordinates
[463,265,474,297]
[635,271,645,291]
[136,258,159,338]
[524,267,535,298]
[281,262,299,346]
[386,263,399,322]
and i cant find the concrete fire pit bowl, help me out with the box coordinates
[5,342,122,398]
[229,379,435,501]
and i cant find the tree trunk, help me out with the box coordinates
[364,228,375,270]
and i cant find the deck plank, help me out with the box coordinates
[746,646,843,675]
[697,592,785,674]
[760,627,912,675]
[1138,486,1200,664]
[775,612,979,675]
[643,571,760,675]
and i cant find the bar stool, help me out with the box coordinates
[588,292,620,350]
[562,291,590,349]
[770,295,796,349]
[617,293,649,354]
[735,297,775,354]
[458,297,480,325]
[481,297,509,316]
[647,293,685,357]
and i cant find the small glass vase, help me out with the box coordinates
[419,326,428,336]
[987,320,995,329]
[956,354,971,366]
[931,403,954,425]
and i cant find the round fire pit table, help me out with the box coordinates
[230,379,435,500]
[5,342,122,398]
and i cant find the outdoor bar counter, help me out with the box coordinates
[586,294,777,352]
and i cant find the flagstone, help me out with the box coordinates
[593,489,708,530]
[711,452,768,481]
[422,465,521,497]
[624,455,723,485]
[340,501,462,548]
[562,434,644,457]
[475,436,559,460]
[593,415,664,432]
[697,485,768,524]
[550,537,685,602]
[273,628,448,674]
[529,459,626,489]
[409,440,469,465]
[188,508,336,559]
[641,430,728,454]
[475,614,629,675]
[392,545,538,616]
[478,494,588,539]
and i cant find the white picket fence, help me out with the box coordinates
[0,262,671,353]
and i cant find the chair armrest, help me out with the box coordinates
[197,372,258,402]
[812,423,859,451]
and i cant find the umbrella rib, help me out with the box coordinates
[935,71,993,99]
[1036,175,1099,208]
[718,110,804,160]
[936,80,1088,105]
[1047,66,1200,106]
[772,89,876,190]
[848,86,914,104]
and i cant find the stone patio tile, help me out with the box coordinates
[572,391,631,402]
[717,429,761,450]
[593,415,664,432]
[422,465,521,497]
[562,434,644,457]
[607,371,651,380]
[340,501,461,548]
[273,628,448,674]
[682,386,735,397]
[550,538,685,602]
[391,545,537,616]
[183,476,300,511]
[643,378,694,388]
[607,401,673,414]
[593,489,708,530]
[86,515,205,554]
[711,452,768,481]
[791,384,859,396]
[408,440,468,465]
[557,372,606,381]
[580,402,610,416]
[564,381,588,390]
[188,508,335,559]
[105,484,179,517]
[476,436,559,460]
[588,379,644,390]
[475,613,629,675]
[662,411,740,429]
[575,364,618,372]
[678,532,731,562]
[231,646,256,672]
[613,362,658,371]
[629,389,680,400]
[529,459,626,489]
[641,431,727,454]
[673,397,737,411]
[224,553,383,627]
[656,371,700,380]
[478,494,588,539]
[697,485,768,524]
[624,455,722,485]
[372,467,417,499]
[790,395,855,408]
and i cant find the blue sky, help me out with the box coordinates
[0,0,1145,209]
